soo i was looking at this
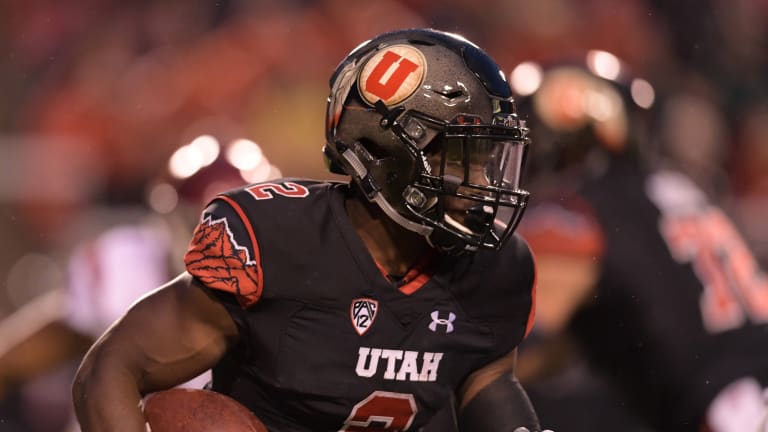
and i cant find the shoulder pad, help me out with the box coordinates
[518,197,605,258]
[184,197,263,308]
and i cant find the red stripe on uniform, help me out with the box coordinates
[216,195,264,304]
[524,254,538,340]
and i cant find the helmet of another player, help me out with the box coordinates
[324,28,530,254]
[147,133,282,215]
[510,50,656,185]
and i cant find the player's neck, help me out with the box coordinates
[345,194,431,277]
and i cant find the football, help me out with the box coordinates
[143,388,269,432]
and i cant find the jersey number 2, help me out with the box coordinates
[246,182,309,200]
[341,391,417,431]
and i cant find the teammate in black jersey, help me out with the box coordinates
[512,51,768,431]
[72,29,546,431]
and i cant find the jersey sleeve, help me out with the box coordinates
[513,236,537,341]
[184,197,264,308]
[525,250,537,340]
[465,236,538,352]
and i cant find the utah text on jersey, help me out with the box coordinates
[355,347,444,382]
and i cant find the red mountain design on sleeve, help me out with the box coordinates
[184,217,262,307]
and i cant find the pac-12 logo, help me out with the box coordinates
[358,45,426,106]
[351,298,378,336]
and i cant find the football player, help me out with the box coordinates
[72,29,547,431]
[0,132,279,432]
[513,51,768,431]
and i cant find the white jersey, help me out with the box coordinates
[65,222,172,337]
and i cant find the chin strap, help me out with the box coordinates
[426,226,476,256]
[370,193,433,237]
[339,141,433,237]
[339,142,379,198]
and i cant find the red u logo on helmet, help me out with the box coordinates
[360,46,426,105]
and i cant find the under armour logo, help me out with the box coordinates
[428,311,456,334]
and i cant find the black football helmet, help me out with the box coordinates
[323,28,530,254]
[509,50,656,186]
[146,130,281,215]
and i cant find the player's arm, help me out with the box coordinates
[457,348,542,432]
[0,290,93,399]
[72,272,239,432]
[517,198,605,336]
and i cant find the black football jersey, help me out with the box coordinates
[521,161,768,430]
[183,179,535,431]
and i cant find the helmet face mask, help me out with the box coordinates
[324,29,530,254]
[412,113,530,250]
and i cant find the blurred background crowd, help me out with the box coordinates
[0,0,766,431]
